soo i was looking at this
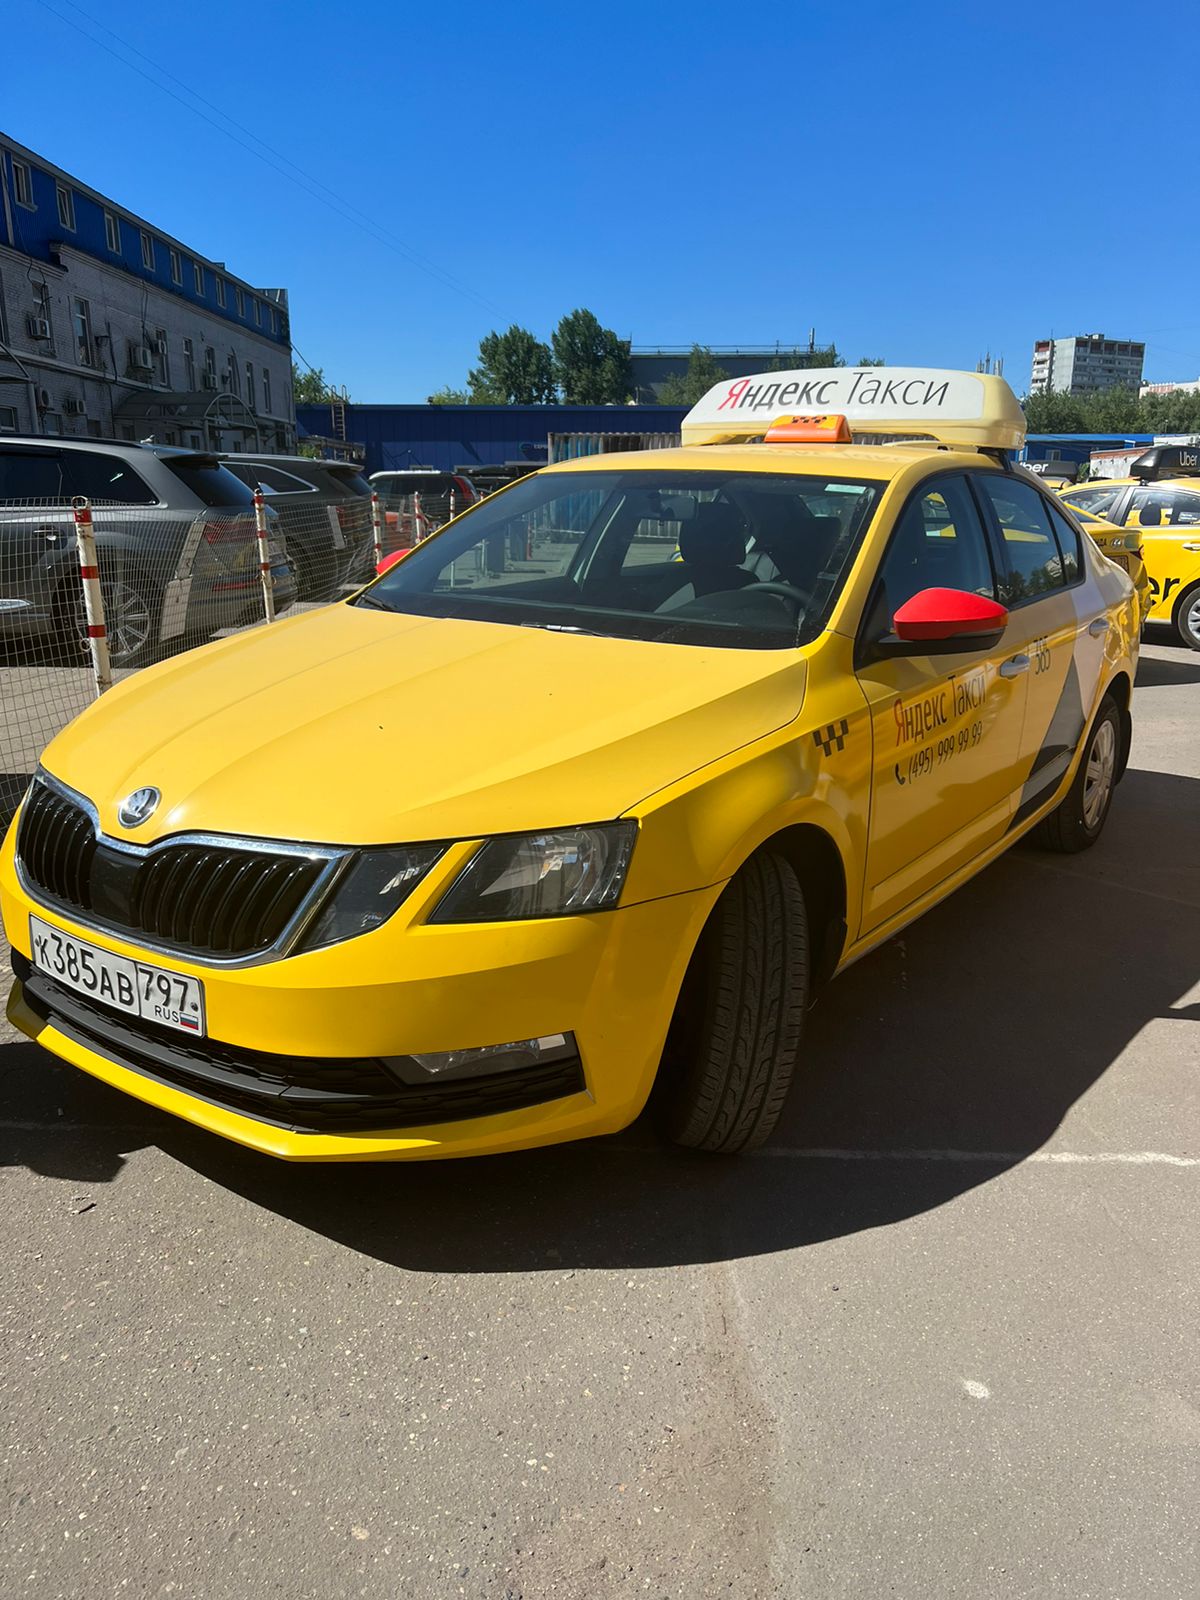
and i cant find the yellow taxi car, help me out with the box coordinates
[1059,444,1200,647]
[2,369,1139,1161]
[1067,506,1151,626]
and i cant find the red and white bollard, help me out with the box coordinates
[370,489,384,570]
[253,489,276,623]
[71,497,111,695]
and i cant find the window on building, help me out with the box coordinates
[120,423,136,441]
[262,367,272,413]
[169,248,182,285]
[12,159,33,208]
[56,184,75,231]
[193,262,205,295]
[189,432,202,449]
[216,277,227,309]
[245,361,256,410]
[155,329,169,386]
[0,406,18,433]
[104,210,120,253]
[86,419,101,437]
[203,346,217,386]
[71,297,93,365]
[183,337,196,390]
[235,286,244,317]
[140,230,154,270]
[32,281,52,339]
[42,413,62,436]
[252,298,261,326]
[270,305,278,335]
[226,353,240,396]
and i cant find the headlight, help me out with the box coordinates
[433,823,636,923]
[298,845,445,950]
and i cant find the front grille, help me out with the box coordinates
[17,779,330,961]
[14,951,587,1135]
[18,781,99,913]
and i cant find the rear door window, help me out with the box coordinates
[63,451,158,505]
[976,476,1067,604]
[1064,484,1124,519]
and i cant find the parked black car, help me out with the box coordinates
[220,455,374,598]
[0,439,296,666]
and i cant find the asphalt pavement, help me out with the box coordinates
[1,634,1197,1599]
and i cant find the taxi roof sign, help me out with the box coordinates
[681,366,1026,452]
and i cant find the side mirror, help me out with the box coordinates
[875,587,1009,656]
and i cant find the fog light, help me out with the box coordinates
[386,1031,577,1084]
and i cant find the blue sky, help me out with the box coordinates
[7,0,1200,399]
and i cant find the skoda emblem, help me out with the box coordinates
[117,786,161,828]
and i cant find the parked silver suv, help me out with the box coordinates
[0,438,296,665]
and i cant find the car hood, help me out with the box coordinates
[42,603,808,846]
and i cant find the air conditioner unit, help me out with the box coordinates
[27,316,52,340]
[63,397,85,415]
[202,372,218,390]
[35,387,52,410]
[130,344,154,370]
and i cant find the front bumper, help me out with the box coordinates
[1,823,717,1161]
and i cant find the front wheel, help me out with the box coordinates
[1173,582,1200,651]
[661,850,809,1153]
[1033,696,1121,854]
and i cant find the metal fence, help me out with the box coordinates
[1,488,456,829]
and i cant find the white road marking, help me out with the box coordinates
[754,1147,1199,1166]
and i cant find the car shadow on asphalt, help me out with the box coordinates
[1136,653,1200,687]
[3,767,1198,1269]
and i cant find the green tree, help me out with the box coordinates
[292,363,342,404]
[657,346,730,406]
[469,325,557,404]
[551,309,632,404]
[857,356,886,367]
[1022,388,1088,434]
[427,385,469,405]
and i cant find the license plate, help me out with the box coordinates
[30,916,207,1037]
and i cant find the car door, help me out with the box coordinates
[973,474,1109,829]
[855,473,1028,934]
[0,446,74,624]
[1121,484,1200,625]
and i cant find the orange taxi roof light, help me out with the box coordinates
[763,413,854,445]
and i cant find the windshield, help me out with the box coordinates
[359,468,883,649]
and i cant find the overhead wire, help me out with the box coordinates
[32,0,507,319]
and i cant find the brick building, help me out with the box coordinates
[0,133,294,450]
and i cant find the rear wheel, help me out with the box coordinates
[59,568,161,667]
[1173,582,1200,651]
[1033,696,1120,854]
[662,850,809,1153]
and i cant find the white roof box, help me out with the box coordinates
[681,366,1026,452]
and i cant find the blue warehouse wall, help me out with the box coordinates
[295,403,688,474]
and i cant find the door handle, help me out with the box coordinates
[999,654,1030,678]
[1088,617,1110,637]
[1182,542,1200,552]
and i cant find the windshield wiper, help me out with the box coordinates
[355,593,396,612]
[519,621,604,637]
